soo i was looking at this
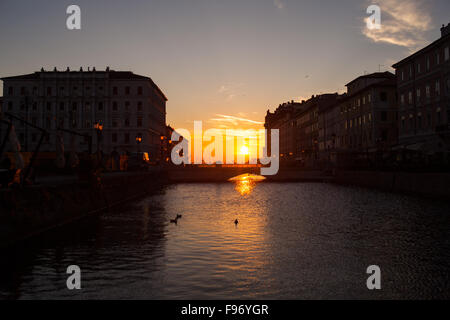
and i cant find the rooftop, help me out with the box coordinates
[345,71,395,87]
[392,23,450,68]
[1,68,167,101]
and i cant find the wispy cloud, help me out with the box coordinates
[362,0,433,51]
[209,114,264,128]
[217,83,246,101]
[273,0,285,10]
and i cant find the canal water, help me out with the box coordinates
[1,181,450,299]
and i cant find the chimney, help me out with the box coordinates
[441,23,450,37]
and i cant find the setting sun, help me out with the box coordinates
[240,146,249,155]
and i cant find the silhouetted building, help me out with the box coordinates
[392,23,450,154]
[336,72,398,157]
[265,100,303,161]
[1,67,167,160]
[294,94,340,166]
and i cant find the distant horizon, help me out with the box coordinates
[1,0,449,131]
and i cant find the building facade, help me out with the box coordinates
[337,72,398,156]
[1,68,167,160]
[392,23,450,153]
[295,94,339,166]
[265,101,303,161]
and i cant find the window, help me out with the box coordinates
[8,87,14,96]
[98,102,103,111]
[112,133,117,143]
[368,94,371,103]
[137,118,142,127]
[124,133,130,143]
[125,86,130,95]
[380,92,387,102]
[112,120,118,128]
[417,63,421,74]
[137,102,143,111]
[368,113,372,122]
[8,102,13,110]
[400,94,405,105]
[138,86,143,95]
[59,86,64,93]
[436,80,440,96]
[47,87,52,96]
[20,87,26,95]
[113,87,118,95]
[447,78,450,94]
[401,71,404,81]
[362,96,366,105]
[445,47,449,61]
[416,88,421,99]
[46,102,52,111]
[426,85,430,98]
[72,102,77,111]
[32,102,38,111]
[437,110,441,124]
[437,52,440,64]
[113,101,118,111]
[408,92,413,104]
[409,65,413,78]
[381,111,387,121]
[32,133,37,143]
[125,118,130,127]
[426,58,430,71]
[417,114,422,129]
[32,87,38,94]
[125,101,130,110]
[59,102,64,111]
[31,117,37,126]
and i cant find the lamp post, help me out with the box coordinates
[135,135,142,152]
[94,121,103,153]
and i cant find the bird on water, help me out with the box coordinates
[234,219,239,226]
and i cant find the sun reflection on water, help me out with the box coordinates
[229,174,266,196]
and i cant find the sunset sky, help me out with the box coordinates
[0,0,449,131]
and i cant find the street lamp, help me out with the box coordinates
[136,135,142,152]
[94,121,103,153]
